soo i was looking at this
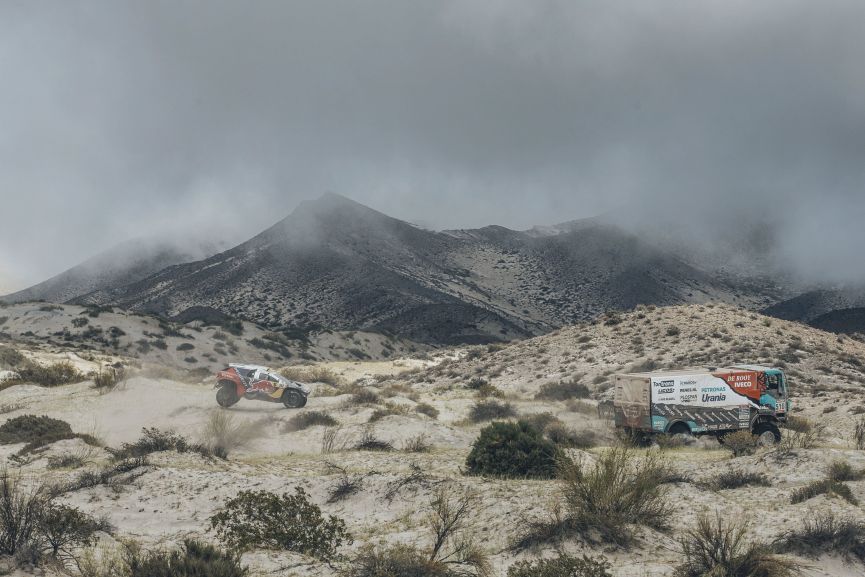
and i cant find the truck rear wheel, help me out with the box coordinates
[668,422,692,436]
[753,422,781,445]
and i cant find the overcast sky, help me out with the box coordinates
[1,1,864,290]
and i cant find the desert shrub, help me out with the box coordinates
[722,430,758,457]
[545,424,599,449]
[47,454,86,470]
[468,400,516,423]
[38,503,105,564]
[402,434,432,453]
[675,513,794,577]
[200,410,264,458]
[284,411,339,432]
[791,479,858,505]
[175,343,195,351]
[321,426,342,454]
[354,429,394,452]
[465,421,559,479]
[779,417,824,450]
[415,402,440,419]
[507,554,612,577]
[109,428,210,460]
[473,382,505,398]
[0,345,26,368]
[666,326,681,337]
[0,470,47,555]
[828,460,864,482]
[520,412,560,432]
[535,379,590,401]
[71,317,89,328]
[61,457,149,494]
[209,487,351,560]
[16,361,83,387]
[855,418,865,450]
[350,388,381,405]
[466,376,488,390]
[344,543,451,577]
[347,484,488,577]
[279,366,342,386]
[93,367,124,390]
[126,539,247,577]
[369,402,411,422]
[558,447,671,545]
[777,512,865,562]
[705,470,770,490]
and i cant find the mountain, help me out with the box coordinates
[762,286,865,333]
[24,193,778,344]
[2,236,228,305]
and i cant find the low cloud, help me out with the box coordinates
[1,1,863,287]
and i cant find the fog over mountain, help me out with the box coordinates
[2,1,864,289]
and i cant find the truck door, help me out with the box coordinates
[761,371,784,412]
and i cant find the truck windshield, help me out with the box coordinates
[766,373,781,391]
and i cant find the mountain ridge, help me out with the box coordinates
[3,193,790,343]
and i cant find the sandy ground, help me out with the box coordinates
[1,303,865,575]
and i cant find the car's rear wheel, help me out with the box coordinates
[216,383,239,407]
[282,389,307,409]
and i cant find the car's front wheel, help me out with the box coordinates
[216,383,239,407]
[282,389,307,408]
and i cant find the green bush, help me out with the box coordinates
[0,414,97,455]
[468,400,516,423]
[507,554,612,577]
[465,421,559,479]
[209,487,351,560]
[675,513,794,577]
[0,414,72,445]
[535,380,590,401]
[126,539,247,577]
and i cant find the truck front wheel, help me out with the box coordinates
[753,422,781,445]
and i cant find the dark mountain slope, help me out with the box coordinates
[8,193,782,344]
[2,236,226,305]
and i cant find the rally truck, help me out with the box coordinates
[613,365,789,444]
